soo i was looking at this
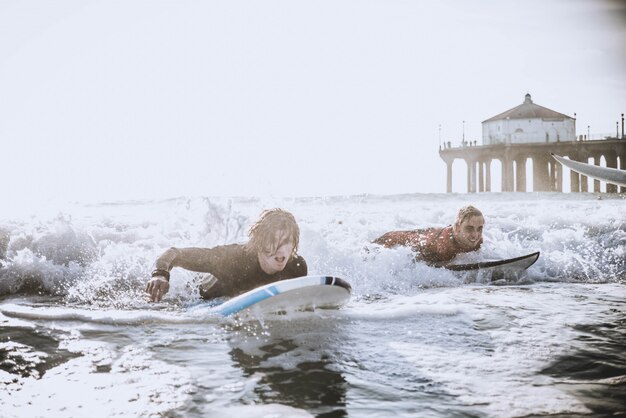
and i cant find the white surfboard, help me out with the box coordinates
[212,275,352,316]
[552,154,626,187]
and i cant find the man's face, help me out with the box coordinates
[453,215,484,250]
[257,231,294,275]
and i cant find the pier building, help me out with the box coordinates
[439,94,626,193]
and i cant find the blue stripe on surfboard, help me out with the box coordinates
[216,284,288,316]
[216,287,276,316]
[213,275,350,316]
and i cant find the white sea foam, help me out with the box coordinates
[1,193,624,303]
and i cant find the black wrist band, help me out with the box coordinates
[151,269,170,281]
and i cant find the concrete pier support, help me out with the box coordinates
[515,157,527,192]
[485,161,491,192]
[580,157,589,192]
[446,161,453,193]
[593,155,601,192]
[478,161,485,192]
[567,152,580,192]
[619,155,626,193]
[557,160,563,192]
[570,166,580,192]
[546,159,552,191]
[551,159,563,192]
[580,173,589,192]
[532,154,551,192]
[502,157,514,192]
[467,159,478,193]
[605,153,618,193]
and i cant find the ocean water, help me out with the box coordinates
[1,192,624,418]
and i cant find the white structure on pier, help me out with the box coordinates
[482,93,575,145]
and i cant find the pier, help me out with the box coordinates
[439,139,626,193]
[439,94,625,193]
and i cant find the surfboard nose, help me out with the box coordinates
[325,276,352,292]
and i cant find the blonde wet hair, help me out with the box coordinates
[454,205,483,227]
[246,208,300,256]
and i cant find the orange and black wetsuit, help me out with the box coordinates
[373,226,482,264]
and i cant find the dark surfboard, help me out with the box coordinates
[445,251,540,272]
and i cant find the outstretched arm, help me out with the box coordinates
[373,230,417,248]
[145,247,222,302]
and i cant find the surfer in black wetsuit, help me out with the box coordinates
[145,208,307,302]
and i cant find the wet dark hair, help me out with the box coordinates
[245,208,300,257]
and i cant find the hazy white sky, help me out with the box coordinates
[1,0,625,207]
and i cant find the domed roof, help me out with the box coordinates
[483,94,574,123]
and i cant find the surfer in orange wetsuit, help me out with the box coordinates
[373,205,484,264]
[145,208,307,302]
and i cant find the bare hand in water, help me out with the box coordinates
[145,276,169,302]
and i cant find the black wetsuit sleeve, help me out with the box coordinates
[154,245,239,274]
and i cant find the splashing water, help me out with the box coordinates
[1,193,625,417]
